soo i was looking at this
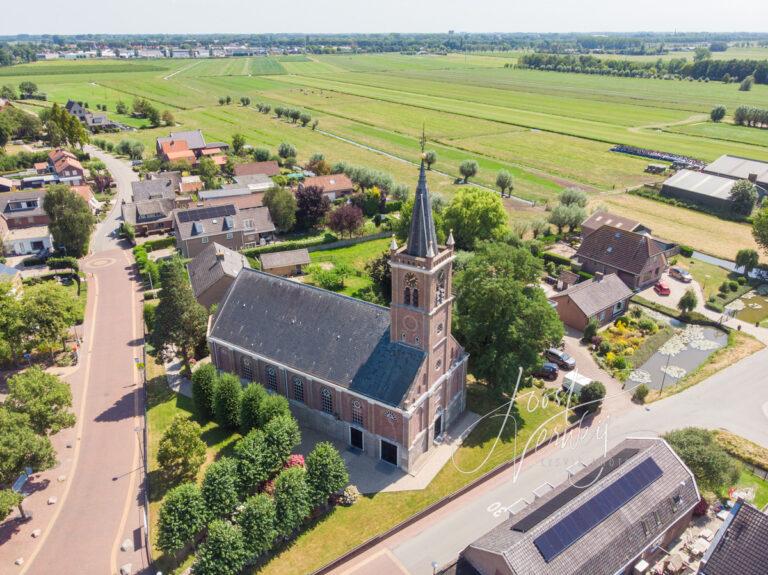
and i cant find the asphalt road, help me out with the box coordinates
[336,346,768,575]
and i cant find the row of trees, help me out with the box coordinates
[1,367,76,520]
[733,105,768,128]
[274,106,317,129]
[92,138,145,160]
[547,188,588,233]
[130,98,174,127]
[39,103,89,148]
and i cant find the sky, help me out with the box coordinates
[2,0,768,36]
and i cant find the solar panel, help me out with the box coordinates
[534,457,663,563]
[177,204,236,223]
[512,448,639,533]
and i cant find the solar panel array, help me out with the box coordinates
[177,204,236,223]
[534,457,663,563]
[512,448,640,533]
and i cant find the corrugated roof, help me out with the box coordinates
[209,269,425,406]
[581,211,642,236]
[704,154,768,184]
[662,170,737,200]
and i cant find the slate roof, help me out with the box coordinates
[121,199,175,225]
[188,242,250,300]
[576,225,664,275]
[662,170,737,201]
[551,274,633,318]
[700,500,768,575]
[581,210,645,237]
[209,269,426,406]
[174,205,274,240]
[131,177,177,202]
[260,248,311,270]
[406,161,439,258]
[465,438,699,575]
[157,129,206,151]
[233,160,280,177]
[0,190,47,218]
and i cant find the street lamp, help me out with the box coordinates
[659,353,672,394]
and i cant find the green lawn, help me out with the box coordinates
[719,467,768,510]
[305,237,391,297]
[676,256,731,300]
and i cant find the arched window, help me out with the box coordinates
[292,376,304,403]
[351,400,363,426]
[321,387,334,414]
[404,286,411,306]
[435,270,446,305]
[240,356,253,380]
[404,273,418,307]
[266,366,278,392]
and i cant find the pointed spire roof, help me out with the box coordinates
[406,160,439,258]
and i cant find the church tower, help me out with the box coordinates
[390,159,456,389]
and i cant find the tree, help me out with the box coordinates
[0,123,8,150]
[5,367,75,435]
[146,106,161,127]
[239,96,251,107]
[454,243,564,395]
[327,204,364,237]
[43,184,95,257]
[366,251,392,303]
[258,393,291,428]
[262,414,301,474]
[0,489,23,522]
[231,133,246,156]
[582,318,599,342]
[306,442,349,507]
[115,100,127,115]
[0,408,56,485]
[1,84,18,99]
[22,281,78,361]
[213,373,243,430]
[424,150,437,170]
[693,46,711,63]
[677,288,698,316]
[0,281,25,364]
[548,203,586,234]
[710,105,726,122]
[295,185,331,230]
[278,142,296,164]
[234,429,269,491]
[459,159,478,183]
[192,363,218,421]
[576,381,606,414]
[237,494,277,557]
[299,112,312,127]
[196,156,220,190]
[739,75,754,91]
[157,482,207,557]
[192,519,248,575]
[442,187,508,250]
[274,466,311,537]
[559,187,588,208]
[664,428,740,492]
[262,186,297,233]
[753,207,768,255]
[161,110,175,126]
[495,170,514,197]
[735,248,759,276]
[150,258,208,366]
[240,383,268,434]
[729,179,758,216]
[157,415,206,485]
[252,147,271,162]
[201,457,240,520]
[18,81,38,97]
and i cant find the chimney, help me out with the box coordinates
[748,173,757,183]
[594,271,604,282]
[216,250,225,261]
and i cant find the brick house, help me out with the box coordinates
[462,438,700,575]
[260,248,311,277]
[550,272,633,331]
[0,190,49,229]
[188,242,250,309]
[121,199,175,236]
[575,225,666,290]
[699,499,768,575]
[208,162,469,473]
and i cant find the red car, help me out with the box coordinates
[654,281,671,296]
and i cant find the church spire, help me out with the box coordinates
[406,158,439,258]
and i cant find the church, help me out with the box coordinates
[208,160,468,473]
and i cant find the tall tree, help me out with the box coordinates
[5,367,75,435]
[424,150,437,170]
[231,133,246,156]
[157,482,207,557]
[459,159,478,183]
[327,204,364,237]
[262,186,297,232]
[191,363,218,421]
[495,170,513,197]
[192,519,248,575]
[157,415,206,485]
[240,383,268,435]
[233,429,269,492]
[201,457,240,520]
[664,428,740,492]
[442,187,508,250]
[0,408,56,485]
[753,207,768,255]
[22,281,78,361]
[274,466,311,537]
[454,242,563,395]
[365,251,392,303]
[559,187,588,207]
[729,179,758,216]
[295,185,331,230]
[149,258,208,367]
[278,142,296,164]
[735,248,759,276]
[306,442,349,507]
[710,105,726,122]
[237,494,277,558]
[213,373,243,430]
[43,184,95,257]
[262,414,301,474]
[196,156,220,190]
[0,280,26,364]
[677,289,698,316]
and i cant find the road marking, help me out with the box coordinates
[110,249,143,574]
[19,272,100,575]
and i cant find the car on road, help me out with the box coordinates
[545,348,576,370]
[653,281,671,296]
[669,266,692,283]
[533,362,559,381]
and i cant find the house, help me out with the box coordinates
[180,175,203,194]
[233,160,280,177]
[661,170,740,212]
[550,272,633,331]
[298,173,354,201]
[131,177,178,203]
[0,263,23,294]
[260,248,311,277]
[0,177,20,192]
[699,499,768,575]
[51,155,85,185]
[575,225,666,290]
[121,198,175,236]
[187,242,250,309]
[70,185,102,214]
[233,173,274,193]
[34,162,49,174]
[581,210,650,238]
[64,100,90,123]
[462,438,700,575]
[155,130,228,166]
[65,100,117,132]
[703,154,768,190]
[198,187,251,201]
[208,162,468,473]
[1,225,53,255]
[173,204,275,258]
[158,140,196,164]
[0,189,49,229]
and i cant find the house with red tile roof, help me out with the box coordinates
[297,173,355,201]
[233,160,280,177]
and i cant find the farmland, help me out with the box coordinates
[3,52,767,256]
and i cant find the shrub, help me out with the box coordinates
[157,483,206,556]
[737,276,747,285]
[577,381,606,414]
[611,355,629,370]
[274,467,311,537]
[306,442,349,507]
[240,383,268,434]
[258,393,291,428]
[632,384,649,403]
[728,280,739,292]
[664,428,741,492]
[213,373,243,430]
[201,457,240,520]
[192,363,218,421]
[157,415,206,485]
[598,341,611,355]
[192,519,248,575]
[233,430,269,492]
[237,494,277,558]
[638,318,657,333]
[582,319,598,342]
[679,245,694,257]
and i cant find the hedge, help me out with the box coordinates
[22,256,47,267]
[705,301,725,313]
[47,256,80,273]
[679,245,694,258]
[242,233,338,257]
[383,200,403,214]
[542,251,573,266]
[142,237,176,252]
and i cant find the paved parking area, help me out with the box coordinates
[638,271,701,309]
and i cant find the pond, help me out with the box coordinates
[628,319,728,391]
[732,286,768,325]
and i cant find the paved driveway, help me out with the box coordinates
[638,270,700,310]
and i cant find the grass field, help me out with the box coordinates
[306,237,390,296]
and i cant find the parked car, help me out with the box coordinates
[533,362,559,381]
[545,348,576,370]
[654,281,671,296]
[669,266,692,283]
